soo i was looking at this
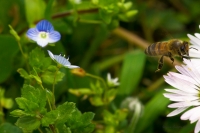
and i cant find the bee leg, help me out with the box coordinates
[168,52,174,64]
[155,56,164,72]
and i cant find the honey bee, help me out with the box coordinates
[145,39,190,72]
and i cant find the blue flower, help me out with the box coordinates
[26,20,61,47]
[47,50,79,69]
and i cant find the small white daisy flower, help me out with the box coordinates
[47,50,79,69]
[26,20,61,47]
[107,73,120,87]
[163,59,200,133]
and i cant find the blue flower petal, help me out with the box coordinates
[36,38,49,47]
[48,31,61,43]
[36,20,54,32]
[26,28,39,41]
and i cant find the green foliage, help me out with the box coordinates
[25,0,46,25]
[0,35,19,83]
[118,50,146,96]
[1,0,199,133]
[0,123,22,133]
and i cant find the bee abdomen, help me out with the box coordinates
[145,42,160,56]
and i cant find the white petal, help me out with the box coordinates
[168,101,200,108]
[195,33,200,40]
[181,106,200,120]
[164,89,196,95]
[36,38,49,47]
[189,112,200,124]
[47,50,55,60]
[65,65,80,69]
[167,107,188,117]
[164,93,198,102]
[107,73,111,81]
[188,34,200,47]
[195,119,200,133]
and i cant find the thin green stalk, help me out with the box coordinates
[78,19,102,24]
[86,73,108,89]
[52,65,60,109]
[38,127,43,133]
[39,83,52,111]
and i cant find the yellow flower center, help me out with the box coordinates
[40,32,48,39]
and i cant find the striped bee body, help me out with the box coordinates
[145,39,189,72]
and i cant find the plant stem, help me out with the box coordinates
[52,8,98,19]
[52,65,60,109]
[38,127,44,133]
[39,83,52,111]
[86,73,108,89]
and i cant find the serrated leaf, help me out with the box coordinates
[17,68,29,79]
[56,123,71,133]
[16,116,41,131]
[56,102,76,124]
[0,35,19,83]
[41,110,59,127]
[41,70,65,85]
[66,110,95,133]
[10,109,26,117]
[15,97,39,112]
[0,123,22,133]
[21,85,46,110]
[29,47,52,70]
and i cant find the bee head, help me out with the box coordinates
[180,41,189,56]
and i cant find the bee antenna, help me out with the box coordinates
[189,47,198,51]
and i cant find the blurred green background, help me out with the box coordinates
[0,0,200,133]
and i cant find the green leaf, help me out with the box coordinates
[89,96,104,106]
[105,89,117,103]
[15,97,39,112]
[21,85,46,110]
[44,0,54,20]
[99,9,112,24]
[135,90,170,133]
[0,123,22,133]
[29,74,42,84]
[118,50,146,96]
[10,109,26,117]
[66,110,95,133]
[41,70,65,85]
[41,110,59,127]
[17,68,29,79]
[0,35,19,83]
[56,123,72,133]
[56,102,76,124]
[25,0,46,25]
[16,116,41,131]
[29,47,52,70]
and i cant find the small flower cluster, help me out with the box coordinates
[164,27,200,133]
[26,20,79,69]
